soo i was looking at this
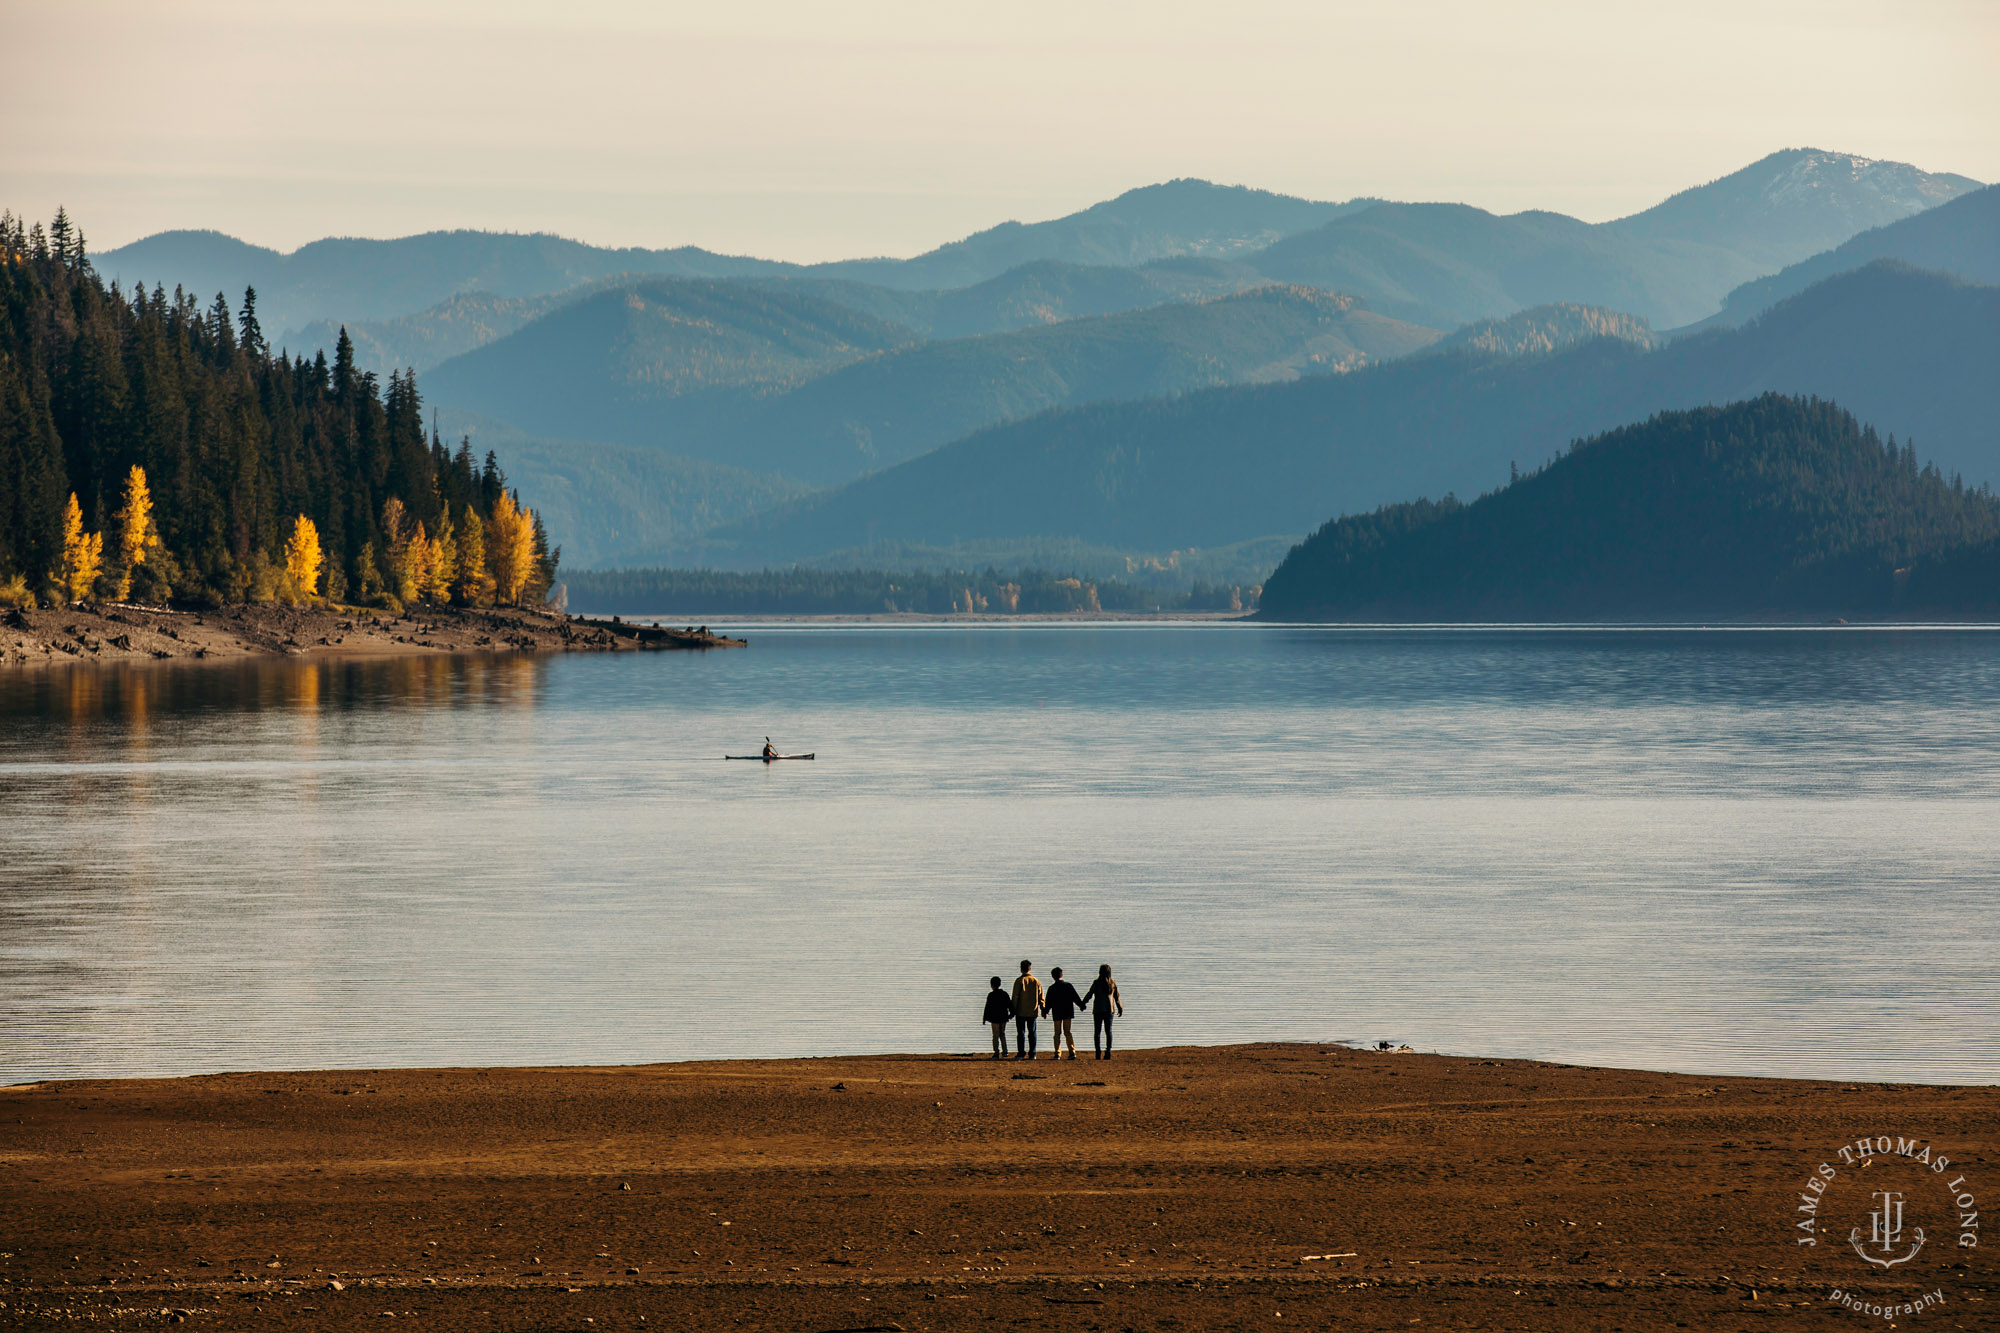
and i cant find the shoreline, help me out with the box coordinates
[5,1042,1991,1330]
[1,602,743,669]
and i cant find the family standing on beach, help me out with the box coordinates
[983,960,1123,1059]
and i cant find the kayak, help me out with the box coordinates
[726,753,815,761]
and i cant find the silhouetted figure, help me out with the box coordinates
[1043,966,1086,1060]
[981,976,1013,1059]
[1010,960,1044,1060]
[762,736,776,759]
[1083,964,1123,1059]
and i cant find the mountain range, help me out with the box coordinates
[697,262,2000,566]
[98,150,1977,347]
[425,283,1440,486]
[1703,183,2000,327]
[83,149,1992,581]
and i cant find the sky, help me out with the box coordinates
[4,0,1995,261]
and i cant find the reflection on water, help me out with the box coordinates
[2,626,1998,1085]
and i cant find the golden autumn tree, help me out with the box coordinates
[454,507,493,606]
[485,491,536,605]
[380,497,418,605]
[407,520,435,602]
[110,465,155,601]
[283,515,323,600]
[51,493,104,605]
[423,508,458,603]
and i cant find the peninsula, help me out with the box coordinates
[2,602,741,668]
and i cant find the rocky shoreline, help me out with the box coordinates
[1,602,743,668]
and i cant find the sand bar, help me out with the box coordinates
[2,1044,1993,1329]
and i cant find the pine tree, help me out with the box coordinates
[49,208,72,267]
[51,492,104,605]
[333,327,355,398]
[526,510,558,604]
[237,287,264,359]
[353,539,386,606]
[283,515,323,600]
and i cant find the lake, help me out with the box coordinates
[3,623,1998,1085]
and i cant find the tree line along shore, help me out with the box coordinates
[1,209,555,618]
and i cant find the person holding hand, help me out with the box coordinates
[1042,966,1086,1060]
[981,975,1013,1059]
[1082,963,1124,1059]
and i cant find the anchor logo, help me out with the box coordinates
[1848,1190,1925,1269]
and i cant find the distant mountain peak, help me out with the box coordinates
[1601,147,1981,279]
[1757,147,1978,211]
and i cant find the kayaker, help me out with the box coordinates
[762,737,776,759]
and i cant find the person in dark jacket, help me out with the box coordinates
[981,976,1013,1059]
[1082,964,1124,1059]
[1042,967,1086,1060]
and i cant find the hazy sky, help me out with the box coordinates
[6,0,1994,260]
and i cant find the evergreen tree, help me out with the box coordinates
[238,287,264,359]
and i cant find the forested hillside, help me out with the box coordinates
[1705,184,2000,327]
[0,211,553,610]
[701,263,2000,564]
[433,410,809,569]
[429,283,1441,485]
[1257,396,2000,620]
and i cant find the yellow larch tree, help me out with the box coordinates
[284,515,323,600]
[110,465,154,601]
[51,492,104,605]
[380,497,418,604]
[485,492,536,605]
[423,508,458,603]
[407,520,435,602]
[454,508,492,606]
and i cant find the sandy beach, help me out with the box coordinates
[2,1044,1991,1330]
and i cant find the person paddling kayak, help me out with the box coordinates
[762,737,776,759]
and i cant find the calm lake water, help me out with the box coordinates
[3,624,1998,1085]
